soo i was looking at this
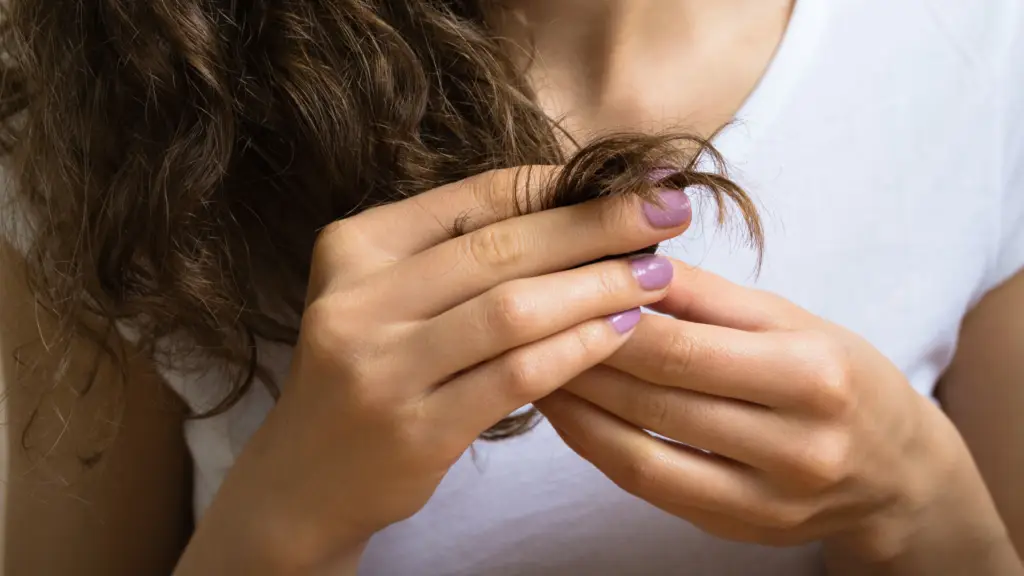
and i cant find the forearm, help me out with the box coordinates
[176,531,364,576]
[174,458,367,576]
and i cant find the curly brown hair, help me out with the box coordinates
[0,1,763,440]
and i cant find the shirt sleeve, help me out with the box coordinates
[991,161,1024,290]
[987,4,1024,290]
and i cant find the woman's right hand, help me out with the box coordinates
[175,167,693,575]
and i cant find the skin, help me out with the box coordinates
[174,166,693,574]
[536,267,1024,575]
[0,238,189,575]
[2,0,1021,574]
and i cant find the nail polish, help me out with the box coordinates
[647,168,679,183]
[630,254,673,290]
[608,308,642,334]
[643,189,691,228]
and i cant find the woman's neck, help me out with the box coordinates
[493,0,795,139]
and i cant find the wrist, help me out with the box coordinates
[177,509,369,576]
[175,411,378,575]
[176,464,371,575]
[825,413,1017,573]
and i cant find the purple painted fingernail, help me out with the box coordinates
[630,254,673,290]
[643,189,692,228]
[608,308,642,334]
[647,168,679,182]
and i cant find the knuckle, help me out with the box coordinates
[595,265,628,298]
[484,284,537,338]
[319,217,353,242]
[314,218,365,261]
[569,318,616,360]
[497,350,548,402]
[476,165,558,215]
[468,169,511,215]
[465,226,527,269]
[636,391,673,431]
[798,432,852,488]
[792,331,854,415]
[571,322,603,357]
[299,298,394,401]
[310,220,371,294]
[301,299,357,356]
[616,449,666,495]
[659,328,700,377]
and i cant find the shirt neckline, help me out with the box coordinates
[713,0,830,163]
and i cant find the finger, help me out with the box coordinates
[563,366,796,473]
[648,260,804,331]
[537,391,814,531]
[313,166,558,278]
[411,256,671,382]
[428,312,641,440]
[606,315,825,407]
[373,188,692,318]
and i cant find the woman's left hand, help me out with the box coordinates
[536,258,973,559]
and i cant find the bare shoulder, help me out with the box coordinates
[0,237,189,575]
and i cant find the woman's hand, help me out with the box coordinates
[537,260,1009,566]
[175,169,693,575]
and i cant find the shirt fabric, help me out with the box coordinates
[6,0,1024,574]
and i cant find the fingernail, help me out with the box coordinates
[630,254,673,290]
[647,168,679,182]
[608,308,642,334]
[643,189,691,228]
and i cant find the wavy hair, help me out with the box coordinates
[0,0,762,440]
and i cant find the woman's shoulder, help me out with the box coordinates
[0,158,278,421]
[0,162,190,573]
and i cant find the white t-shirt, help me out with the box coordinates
[6,0,1024,574]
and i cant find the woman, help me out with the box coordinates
[0,0,1021,574]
